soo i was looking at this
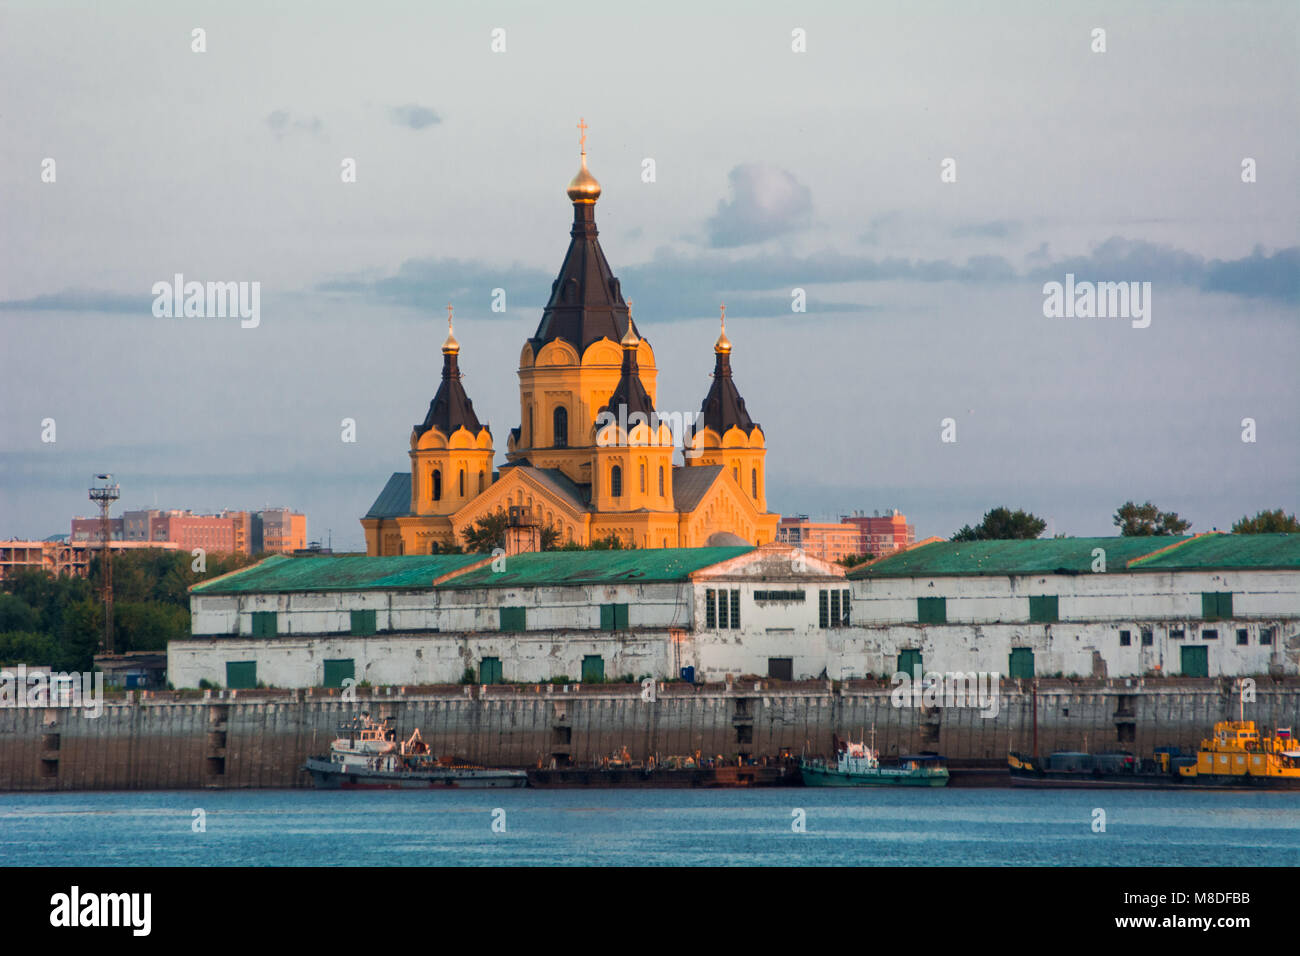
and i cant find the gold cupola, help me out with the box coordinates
[566,117,602,204]
[442,303,460,354]
[715,303,732,354]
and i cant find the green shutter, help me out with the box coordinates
[614,603,629,629]
[225,660,256,689]
[349,609,376,636]
[918,597,946,624]
[1217,592,1233,618]
[1180,645,1209,678]
[323,658,355,688]
[480,657,503,684]
[600,604,615,630]
[1201,592,1218,619]
[897,649,922,679]
[1028,596,1059,623]
[1008,648,1035,680]
[581,655,604,683]
[251,611,277,637]
[499,606,526,632]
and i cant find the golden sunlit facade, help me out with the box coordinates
[362,130,780,555]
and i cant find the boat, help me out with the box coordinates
[800,734,950,787]
[526,748,798,788]
[1008,721,1300,790]
[303,712,527,789]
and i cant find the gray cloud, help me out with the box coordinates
[390,104,441,130]
[707,164,812,247]
[0,289,144,313]
[266,110,323,138]
[952,219,1021,239]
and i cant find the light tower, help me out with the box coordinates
[88,474,120,654]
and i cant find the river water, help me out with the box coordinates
[2,789,1296,866]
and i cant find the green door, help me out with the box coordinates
[581,655,605,683]
[480,657,503,684]
[1181,645,1209,678]
[1008,647,1035,680]
[323,659,355,688]
[226,660,257,689]
[897,649,922,679]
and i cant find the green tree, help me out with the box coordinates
[1232,509,1300,534]
[951,507,1046,541]
[837,553,874,568]
[1113,500,1191,536]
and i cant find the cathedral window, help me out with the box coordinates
[479,470,486,493]
[639,463,646,494]
[751,468,758,499]
[610,465,623,498]
[658,466,664,497]
[432,469,442,502]
[459,469,465,496]
[553,406,568,448]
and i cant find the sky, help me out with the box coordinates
[1,0,1296,551]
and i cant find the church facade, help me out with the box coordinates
[362,135,780,555]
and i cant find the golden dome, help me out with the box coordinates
[715,304,732,354]
[567,153,601,204]
[442,305,459,354]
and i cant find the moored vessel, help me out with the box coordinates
[303,712,527,789]
[800,735,950,787]
[1008,721,1300,790]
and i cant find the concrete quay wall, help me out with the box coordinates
[1,680,1296,790]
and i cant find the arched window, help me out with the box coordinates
[528,405,534,446]
[732,465,739,482]
[432,469,442,502]
[479,470,486,493]
[751,468,758,499]
[639,463,646,494]
[610,465,623,497]
[459,469,465,497]
[658,466,664,497]
[553,406,568,448]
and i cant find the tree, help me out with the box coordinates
[461,512,510,553]
[1232,509,1300,534]
[1113,500,1191,536]
[951,507,1046,541]
[837,553,874,568]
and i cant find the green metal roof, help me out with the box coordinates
[438,547,753,589]
[191,553,487,594]
[848,537,1193,579]
[1128,533,1300,571]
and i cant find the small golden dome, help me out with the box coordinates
[715,304,732,354]
[620,322,640,348]
[567,153,601,204]
[442,305,459,354]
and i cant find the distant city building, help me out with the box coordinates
[68,508,306,556]
[0,539,179,582]
[775,509,916,563]
[776,517,863,564]
[839,509,915,557]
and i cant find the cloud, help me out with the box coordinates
[390,104,441,130]
[706,164,812,247]
[0,289,144,313]
[952,219,1021,239]
[266,110,323,139]
[318,258,553,313]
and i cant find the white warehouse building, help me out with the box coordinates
[170,535,1300,689]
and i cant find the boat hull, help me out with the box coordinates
[1008,768,1300,791]
[303,757,527,789]
[799,763,949,787]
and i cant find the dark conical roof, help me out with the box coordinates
[699,349,759,436]
[414,349,488,440]
[599,335,658,427]
[529,196,640,355]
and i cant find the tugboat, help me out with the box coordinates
[1008,721,1300,790]
[303,712,527,789]
[800,732,950,787]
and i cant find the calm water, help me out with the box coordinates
[1,789,1297,866]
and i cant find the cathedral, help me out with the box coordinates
[361,129,781,555]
